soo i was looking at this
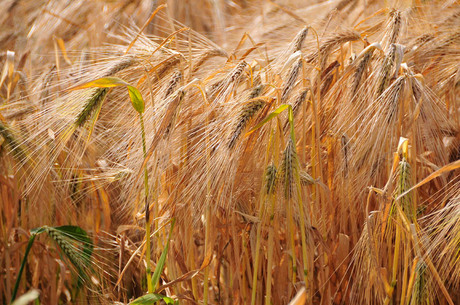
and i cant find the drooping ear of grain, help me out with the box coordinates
[265,163,277,194]
[397,157,414,219]
[0,120,28,163]
[388,10,402,45]
[293,26,309,52]
[75,57,137,128]
[75,88,109,127]
[352,51,374,98]
[292,89,309,118]
[248,84,265,99]
[377,44,397,96]
[229,60,248,84]
[192,49,227,74]
[228,98,267,149]
[281,58,303,103]
[102,56,136,77]
[163,71,183,99]
[307,30,361,67]
[280,138,298,199]
[386,75,406,123]
[412,262,428,304]
[163,89,187,138]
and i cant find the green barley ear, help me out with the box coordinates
[265,163,277,195]
[299,170,316,185]
[11,226,93,303]
[248,84,265,99]
[377,44,397,96]
[74,57,137,128]
[377,43,404,97]
[0,120,30,164]
[75,87,109,127]
[280,138,298,199]
[397,157,414,219]
[228,98,267,149]
[411,261,428,305]
[45,226,94,279]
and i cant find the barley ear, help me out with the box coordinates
[228,98,267,149]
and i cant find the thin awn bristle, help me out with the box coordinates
[307,30,361,66]
[192,49,227,73]
[341,134,350,177]
[102,56,136,77]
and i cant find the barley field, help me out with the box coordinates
[1,0,459,304]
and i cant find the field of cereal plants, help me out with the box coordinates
[1,0,460,304]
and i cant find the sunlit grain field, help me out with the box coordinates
[1,0,460,304]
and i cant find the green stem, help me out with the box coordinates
[11,233,38,303]
[265,195,276,305]
[251,191,268,305]
[139,114,152,293]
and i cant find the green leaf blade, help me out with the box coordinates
[129,293,175,305]
[246,104,290,136]
[151,218,176,290]
[128,85,145,113]
[69,77,129,90]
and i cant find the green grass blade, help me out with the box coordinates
[71,77,145,114]
[11,231,42,303]
[151,218,176,290]
[246,104,291,136]
[52,226,94,267]
[69,77,129,90]
[129,293,175,304]
[128,85,145,113]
